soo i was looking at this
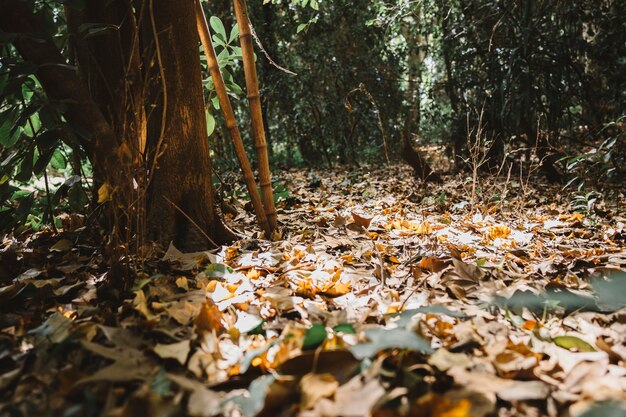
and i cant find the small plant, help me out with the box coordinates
[570,190,599,215]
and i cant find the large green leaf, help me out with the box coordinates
[302,323,327,350]
[209,16,227,41]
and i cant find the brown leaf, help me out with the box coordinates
[195,299,225,336]
[351,212,373,229]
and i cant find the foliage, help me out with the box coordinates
[563,116,626,200]
[0,25,88,234]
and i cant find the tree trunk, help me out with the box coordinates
[143,0,236,249]
[400,14,437,181]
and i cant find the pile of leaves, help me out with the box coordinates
[1,165,626,417]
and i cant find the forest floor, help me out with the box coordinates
[1,164,626,417]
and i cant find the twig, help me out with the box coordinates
[242,1,297,76]
[163,196,218,248]
[148,0,167,187]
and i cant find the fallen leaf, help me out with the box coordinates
[554,335,596,352]
[154,340,191,365]
[50,239,72,252]
[302,323,328,350]
[428,349,472,372]
[350,327,433,359]
[352,212,373,229]
[195,299,226,336]
[300,372,339,410]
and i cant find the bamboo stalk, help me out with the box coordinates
[233,0,277,232]
[194,0,270,237]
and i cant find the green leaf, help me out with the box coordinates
[131,273,163,291]
[50,149,66,170]
[302,323,327,350]
[240,340,278,373]
[15,148,34,183]
[209,16,227,40]
[151,368,172,396]
[206,110,215,137]
[553,335,596,352]
[229,24,239,43]
[0,73,9,96]
[28,313,72,344]
[0,113,20,148]
[349,327,433,359]
[204,263,233,278]
[33,147,55,176]
[593,270,626,312]
[332,323,356,334]
[23,113,41,138]
[296,23,307,34]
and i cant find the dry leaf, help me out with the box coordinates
[352,212,373,229]
[300,372,339,410]
[153,340,191,365]
[195,299,226,335]
[486,225,511,240]
[97,182,113,203]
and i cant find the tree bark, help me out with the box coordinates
[144,0,236,249]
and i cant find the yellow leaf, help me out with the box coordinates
[97,182,113,203]
[295,279,318,298]
[415,220,433,235]
[435,399,471,417]
[246,268,262,280]
[206,280,218,293]
[487,225,511,240]
[117,142,133,164]
[175,276,189,291]
[133,290,158,321]
[320,281,351,297]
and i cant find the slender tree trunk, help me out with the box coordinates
[401,16,424,137]
[400,14,437,181]
[440,6,466,169]
[195,0,271,237]
[233,0,277,232]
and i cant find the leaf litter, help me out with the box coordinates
[1,164,626,416]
